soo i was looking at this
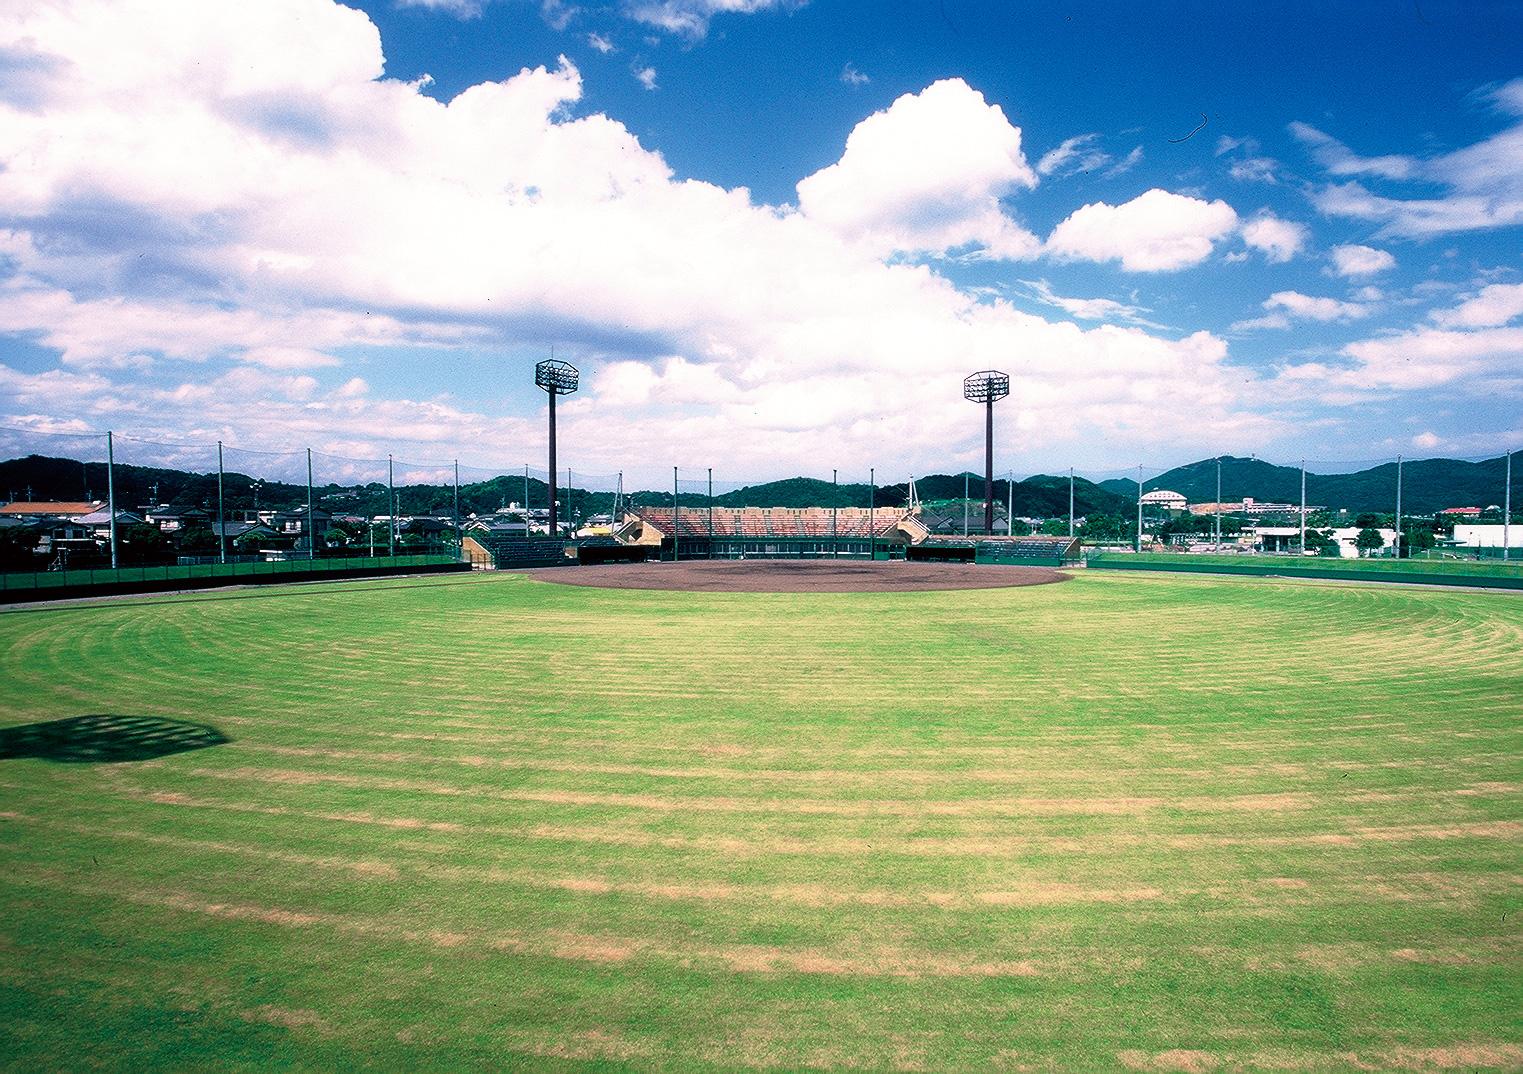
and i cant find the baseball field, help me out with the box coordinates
[0,567,1519,1072]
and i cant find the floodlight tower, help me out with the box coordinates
[535,358,579,537]
[963,370,1011,535]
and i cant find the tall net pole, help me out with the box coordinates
[387,454,395,556]
[832,469,838,557]
[1069,466,1075,539]
[708,468,714,553]
[672,466,679,562]
[306,447,315,560]
[106,429,117,570]
[216,440,226,565]
[1395,454,1403,560]
[453,460,461,556]
[1135,464,1143,553]
[1299,458,1306,554]
[1505,450,1512,562]
[963,473,969,536]
[1214,456,1222,552]
[869,467,875,560]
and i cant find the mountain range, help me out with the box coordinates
[0,452,1510,520]
[1096,455,1512,516]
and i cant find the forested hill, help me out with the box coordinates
[1097,455,1511,515]
[2,454,1132,518]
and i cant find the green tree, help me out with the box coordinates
[175,526,219,555]
[119,523,172,565]
[1355,527,1386,556]
[1080,513,1124,541]
[1038,518,1068,536]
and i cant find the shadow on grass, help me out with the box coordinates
[0,714,230,763]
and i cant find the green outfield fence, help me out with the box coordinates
[0,554,467,603]
[1085,552,1523,590]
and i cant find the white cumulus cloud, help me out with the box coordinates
[797,78,1040,261]
[1240,212,1307,263]
[1328,244,1396,277]
[1045,189,1239,272]
[1431,281,1523,328]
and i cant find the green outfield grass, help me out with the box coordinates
[1,571,1519,1072]
[1095,551,1523,578]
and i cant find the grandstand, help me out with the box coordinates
[618,506,924,559]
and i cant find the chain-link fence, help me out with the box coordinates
[0,424,1517,580]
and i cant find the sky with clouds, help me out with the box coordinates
[0,0,1520,485]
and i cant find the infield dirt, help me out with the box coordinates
[524,558,1070,592]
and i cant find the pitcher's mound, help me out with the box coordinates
[526,559,1069,593]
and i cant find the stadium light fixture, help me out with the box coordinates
[535,358,579,537]
[963,370,1010,536]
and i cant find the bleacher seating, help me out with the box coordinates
[628,507,907,539]
[475,535,572,568]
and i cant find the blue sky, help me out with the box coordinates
[0,0,1520,486]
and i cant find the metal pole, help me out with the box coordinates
[708,467,714,557]
[984,397,995,535]
[1135,464,1143,553]
[453,460,461,557]
[1299,458,1306,555]
[1215,456,1222,553]
[567,467,573,535]
[1395,453,1403,560]
[869,467,875,560]
[306,447,315,560]
[547,392,558,537]
[387,453,395,556]
[106,430,117,570]
[1504,450,1512,562]
[963,472,970,536]
[832,469,838,557]
[216,440,226,565]
[1007,470,1013,537]
[1068,466,1075,539]
[673,466,679,562]
[523,465,529,536]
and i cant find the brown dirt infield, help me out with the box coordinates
[521,559,1070,593]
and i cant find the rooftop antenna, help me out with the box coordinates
[963,370,1011,535]
[535,354,579,538]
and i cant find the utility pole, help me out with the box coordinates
[387,453,395,556]
[106,430,117,570]
[1395,453,1403,560]
[306,448,315,560]
[453,459,461,557]
[216,440,226,565]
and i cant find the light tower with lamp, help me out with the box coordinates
[963,370,1010,536]
[535,358,579,537]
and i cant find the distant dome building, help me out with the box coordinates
[1140,489,1188,512]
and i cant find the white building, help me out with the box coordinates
[1452,524,1522,550]
[1140,489,1187,512]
